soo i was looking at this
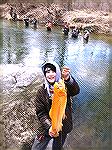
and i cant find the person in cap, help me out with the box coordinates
[83,29,90,43]
[31,61,80,150]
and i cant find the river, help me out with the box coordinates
[0,19,112,149]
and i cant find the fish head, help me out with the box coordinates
[54,80,66,96]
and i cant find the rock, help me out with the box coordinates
[0,64,44,149]
[0,64,43,94]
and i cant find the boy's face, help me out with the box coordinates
[45,68,56,84]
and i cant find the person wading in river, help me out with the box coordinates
[45,21,52,31]
[31,61,80,150]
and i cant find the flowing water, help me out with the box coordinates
[0,19,112,149]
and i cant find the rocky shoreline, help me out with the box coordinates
[0,3,112,35]
[0,64,44,150]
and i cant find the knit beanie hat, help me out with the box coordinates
[43,63,56,76]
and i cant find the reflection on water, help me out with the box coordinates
[2,21,29,64]
[0,19,112,149]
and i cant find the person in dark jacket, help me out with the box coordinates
[23,16,29,27]
[31,61,80,150]
[32,18,38,28]
[71,27,79,38]
[63,23,69,35]
[83,30,90,43]
[9,7,13,17]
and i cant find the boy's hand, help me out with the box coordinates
[49,127,59,137]
[62,66,70,80]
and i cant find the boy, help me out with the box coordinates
[32,61,80,150]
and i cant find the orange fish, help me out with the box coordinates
[49,79,67,137]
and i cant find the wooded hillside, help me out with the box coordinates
[1,0,112,12]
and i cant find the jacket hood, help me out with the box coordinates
[41,61,61,96]
[42,61,61,82]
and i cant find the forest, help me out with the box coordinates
[0,0,112,12]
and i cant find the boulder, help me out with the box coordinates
[0,64,44,150]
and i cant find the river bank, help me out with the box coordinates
[0,64,43,149]
[0,3,112,35]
